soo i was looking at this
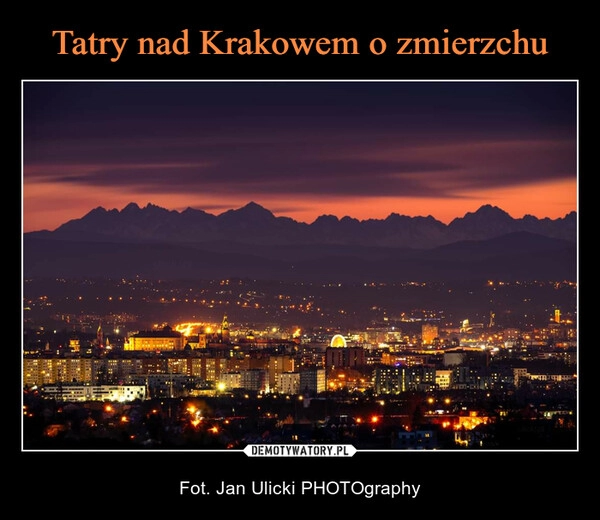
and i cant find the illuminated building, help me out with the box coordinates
[41,383,146,402]
[219,371,242,390]
[513,367,528,387]
[380,350,440,367]
[124,325,185,352]
[195,356,228,382]
[299,367,326,395]
[330,334,347,348]
[372,365,436,394]
[196,333,207,349]
[451,365,515,390]
[69,336,81,353]
[526,372,576,383]
[435,369,452,390]
[278,371,301,395]
[325,334,365,369]
[268,355,295,390]
[326,345,366,369]
[221,314,230,344]
[24,356,93,387]
[240,368,268,392]
[421,323,438,345]
[372,366,401,394]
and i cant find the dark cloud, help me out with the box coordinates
[23,80,577,201]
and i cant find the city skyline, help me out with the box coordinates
[22,80,577,234]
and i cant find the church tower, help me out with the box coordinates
[221,314,230,344]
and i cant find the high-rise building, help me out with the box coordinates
[278,371,301,395]
[325,334,365,369]
[299,367,326,396]
[325,346,365,369]
[268,355,295,390]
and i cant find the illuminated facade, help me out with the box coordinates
[221,314,230,344]
[372,365,436,394]
[219,371,242,390]
[330,334,347,348]
[24,357,93,387]
[125,326,185,352]
[421,323,439,345]
[435,369,452,390]
[69,337,81,353]
[268,355,295,390]
[41,383,146,402]
[299,367,326,395]
[278,371,301,395]
[194,356,228,382]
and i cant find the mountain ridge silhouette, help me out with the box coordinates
[25,201,576,249]
[23,202,577,282]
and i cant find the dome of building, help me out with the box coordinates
[330,334,347,348]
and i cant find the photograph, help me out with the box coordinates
[22,79,578,455]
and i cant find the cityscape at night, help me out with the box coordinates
[22,275,577,450]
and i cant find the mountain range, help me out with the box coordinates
[23,202,577,282]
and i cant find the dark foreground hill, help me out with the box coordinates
[23,230,576,283]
